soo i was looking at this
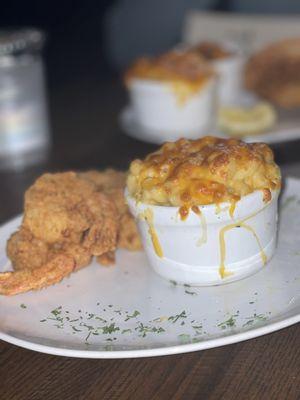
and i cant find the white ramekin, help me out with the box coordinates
[126,189,279,286]
[127,77,217,136]
[213,54,245,105]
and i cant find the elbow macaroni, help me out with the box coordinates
[127,136,281,207]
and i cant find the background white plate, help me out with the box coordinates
[0,178,300,359]
[120,106,300,145]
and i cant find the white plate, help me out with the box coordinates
[120,106,217,144]
[120,106,300,145]
[0,178,300,359]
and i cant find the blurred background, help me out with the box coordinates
[1,0,300,218]
[3,0,300,75]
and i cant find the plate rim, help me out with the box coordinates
[0,313,299,359]
[0,178,300,359]
[119,105,300,145]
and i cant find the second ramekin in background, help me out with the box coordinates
[124,51,217,140]
[190,41,245,105]
[213,50,244,105]
[127,77,217,136]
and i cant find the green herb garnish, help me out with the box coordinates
[135,323,165,337]
[124,310,140,321]
[168,310,187,324]
[101,323,120,334]
[217,315,237,330]
[178,334,191,343]
[185,290,197,296]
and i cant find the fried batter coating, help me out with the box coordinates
[24,173,107,244]
[0,254,75,296]
[97,251,116,266]
[118,213,142,251]
[80,169,127,193]
[2,172,118,295]
[7,228,49,271]
[52,242,92,271]
[80,169,142,255]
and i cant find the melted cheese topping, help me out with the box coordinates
[127,136,281,210]
[125,51,213,94]
[191,41,233,60]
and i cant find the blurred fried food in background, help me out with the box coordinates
[245,38,300,108]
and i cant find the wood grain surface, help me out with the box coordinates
[0,74,299,400]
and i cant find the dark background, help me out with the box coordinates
[0,1,298,171]
[0,3,300,399]
[0,0,299,216]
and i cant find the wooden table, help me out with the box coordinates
[1,73,300,400]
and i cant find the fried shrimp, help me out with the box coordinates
[0,254,75,296]
[1,172,118,295]
[1,169,142,295]
[80,169,142,260]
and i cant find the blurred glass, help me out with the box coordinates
[0,28,50,169]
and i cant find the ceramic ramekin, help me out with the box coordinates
[126,189,279,286]
[213,53,244,105]
[128,77,217,136]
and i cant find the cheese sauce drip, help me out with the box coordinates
[139,208,163,258]
[170,80,208,106]
[192,206,207,246]
[229,201,237,219]
[179,205,189,221]
[219,222,267,278]
[219,204,269,278]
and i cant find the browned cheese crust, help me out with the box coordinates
[191,41,232,60]
[124,50,213,87]
[127,136,281,207]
